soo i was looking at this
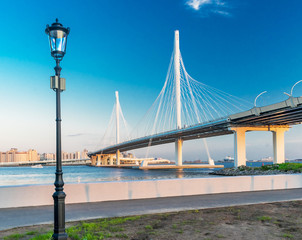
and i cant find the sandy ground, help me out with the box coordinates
[1,201,302,240]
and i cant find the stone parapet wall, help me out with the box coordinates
[0,174,302,209]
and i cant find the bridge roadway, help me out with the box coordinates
[89,97,302,156]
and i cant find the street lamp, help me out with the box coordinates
[45,18,70,240]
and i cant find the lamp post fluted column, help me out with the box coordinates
[53,59,67,240]
[45,19,70,240]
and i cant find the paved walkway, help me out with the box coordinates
[1,188,302,231]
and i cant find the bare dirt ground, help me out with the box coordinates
[1,201,302,240]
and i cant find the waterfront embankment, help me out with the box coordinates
[1,174,302,209]
[1,189,302,237]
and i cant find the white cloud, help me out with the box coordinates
[213,10,230,16]
[186,0,212,10]
[185,0,231,17]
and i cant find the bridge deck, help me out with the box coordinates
[89,97,302,157]
[139,164,224,170]
[91,164,223,170]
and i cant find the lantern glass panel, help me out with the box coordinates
[48,29,68,59]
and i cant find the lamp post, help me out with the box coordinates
[45,19,70,240]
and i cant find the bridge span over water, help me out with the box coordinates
[89,31,302,168]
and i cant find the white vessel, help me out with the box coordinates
[224,156,234,162]
[31,164,43,168]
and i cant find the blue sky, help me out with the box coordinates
[1,0,302,160]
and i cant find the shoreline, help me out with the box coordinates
[211,163,302,176]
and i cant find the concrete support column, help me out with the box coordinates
[96,154,101,166]
[116,150,120,166]
[91,155,97,166]
[175,138,183,166]
[272,129,287,164]
[102,156,107,166]
[109,155,113,165]
[233,128,246,167]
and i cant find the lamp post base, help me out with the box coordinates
[52,191,67,240]
[52,233,68,240]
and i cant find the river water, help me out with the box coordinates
[0,162,276,187]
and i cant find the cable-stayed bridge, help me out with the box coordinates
[89,31,302,168]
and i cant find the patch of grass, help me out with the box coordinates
[216,234,225,238]
[96,216,141,229]
[172,224,178,229]
[81,232,97,240]
[260,164,279,171]
[230,163,302,173]
[260,163,302,172]
[145,225,153,230]
[238,166,254,171]
[181,220,188,225]
[29,231,52,240]
[108,226,124,232]
[257,216,272,222]
[151,219,163,229]
[66,226,81,240]
[159,213,170,220]
[115,233,128,238]
[23,215,142,240]
[110,216,141,224]
[82,222,99,232]
[282,233,294,238]
[100,232,113,238]
[25,231,38,236]
[176,229,183,234]
[4,233,25,240]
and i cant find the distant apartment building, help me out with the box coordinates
[40,149,90,161]
[40,153,56,160]
[68,152,74,160]
[75,151,81,159]
[0,148,40,163]
[82,149,89,159]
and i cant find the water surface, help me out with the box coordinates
[0,161,282,187]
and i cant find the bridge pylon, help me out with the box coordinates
[115,91,120,166]
[174,30,183,166]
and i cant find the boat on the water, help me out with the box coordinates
[224,156,234,162]
[31,164,43,168]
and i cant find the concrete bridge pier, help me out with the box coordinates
[175,138,183,166]
[233,128,247,167]
[231,126,289,168]
[109,155,114,165]
[96,154,101,166]
[102,155,107,166]
[91,155,97,166]
[116,150,120,165]
[272,128,288,164]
